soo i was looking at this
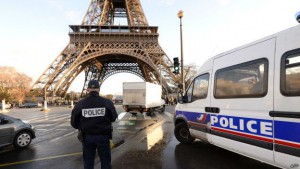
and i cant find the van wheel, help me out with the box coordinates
[14,131,32,149]
[174,122,195,143]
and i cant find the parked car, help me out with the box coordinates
[0,113,36,149]
[17,102,40,108]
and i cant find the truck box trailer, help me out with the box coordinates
[122,82,165,116]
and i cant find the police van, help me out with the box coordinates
[174,24,300,169]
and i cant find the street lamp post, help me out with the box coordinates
[42,87,50,111]
[178,10,185,92]
[70,92,74,108]
[1,99,7,113]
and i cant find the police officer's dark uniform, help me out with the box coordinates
[71,80,118,169]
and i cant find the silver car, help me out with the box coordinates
[0,113,36,149]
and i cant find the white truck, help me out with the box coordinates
[122,82,165,116]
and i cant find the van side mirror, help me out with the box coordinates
[177,83,188,104]
[177,93,183,104]
[177,84,183,104]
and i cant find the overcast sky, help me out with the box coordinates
[0,0,299,95]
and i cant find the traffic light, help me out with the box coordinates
[173,57,180,74]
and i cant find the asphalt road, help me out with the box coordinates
[0,105,278,169]
[0,105,168,169]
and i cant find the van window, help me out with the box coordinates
[186,73,209,102]
[281,50,300,96]
[215,58,268,98]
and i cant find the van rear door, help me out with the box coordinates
[210,38,275,164]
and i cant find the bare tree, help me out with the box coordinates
[184,63,198,86]
[0,67,32,104]
[172,63,198,88]
[14,74,32,104]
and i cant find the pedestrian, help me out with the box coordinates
[71,80,118,169]
[165,97,169,105]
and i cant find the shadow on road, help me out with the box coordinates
[169,139,278,169]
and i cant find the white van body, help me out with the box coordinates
[174,25,300,169]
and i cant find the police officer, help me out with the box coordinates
[71,80,118,169]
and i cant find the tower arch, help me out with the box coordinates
[31,0,178,98]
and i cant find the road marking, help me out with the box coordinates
[165,111,173,117]
[155,112,164,119]
[33,114,70,123]
[36,129,48,131]
[129,115,137,120]
[114,129,136,133]
[0,152,82,167]
[50,131,77,142]
[34,124,55,127]
[26,114,68,122]
[143,113,151,120]
[118,112,127,120]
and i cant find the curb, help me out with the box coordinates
[110,139,125,149]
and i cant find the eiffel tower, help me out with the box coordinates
[31,0,176,97]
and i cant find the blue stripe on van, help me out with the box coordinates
[274,120,300,143]
[175,110,300,157]
[210,115,273,138]
[176,111,300,145]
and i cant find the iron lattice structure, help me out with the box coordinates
[32,0,176,97]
